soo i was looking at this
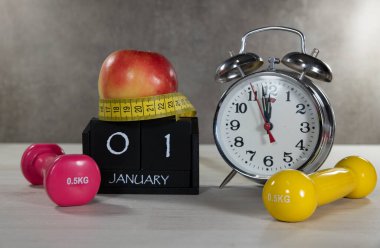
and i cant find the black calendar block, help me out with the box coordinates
[82,117,199,194]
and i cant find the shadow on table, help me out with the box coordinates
[9,185,131,216]
[303,197,372,222]
[99,185,268,218]
[54,198,130,216]
[257,197,373,238]
[197,185,268,217]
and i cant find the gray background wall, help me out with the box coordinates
[0,0,379,144]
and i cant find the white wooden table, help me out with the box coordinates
[0,144,379,248]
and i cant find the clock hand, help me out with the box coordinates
[266,94,272,120]
[262,95,275,137]
[251,84,266,121]
[250,83,276,143]
[265,94,273,130]
[260,84,275,132]
[261,85,273,124]
[261,85,268,120]
[261,85,273,122]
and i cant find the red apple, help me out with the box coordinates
[98,50,178,99]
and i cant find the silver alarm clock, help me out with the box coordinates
[213,26,335,187]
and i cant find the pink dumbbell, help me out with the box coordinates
[21,144,101,207]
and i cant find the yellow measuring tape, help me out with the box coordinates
[98,92,196,121]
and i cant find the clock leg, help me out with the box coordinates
[219,170,237,189]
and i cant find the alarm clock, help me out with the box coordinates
[213,26,335,187]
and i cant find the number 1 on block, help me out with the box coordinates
[165,134,171,158]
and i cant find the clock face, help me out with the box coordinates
[214,72,322,179]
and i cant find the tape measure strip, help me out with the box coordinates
[98,92,196,121]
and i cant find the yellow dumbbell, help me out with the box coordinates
[262,156,377,222]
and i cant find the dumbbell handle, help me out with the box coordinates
[21,144,65,185]
[34,152,60,179]
[309,168,356,206]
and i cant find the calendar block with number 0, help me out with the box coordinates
[82,117,199,194]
